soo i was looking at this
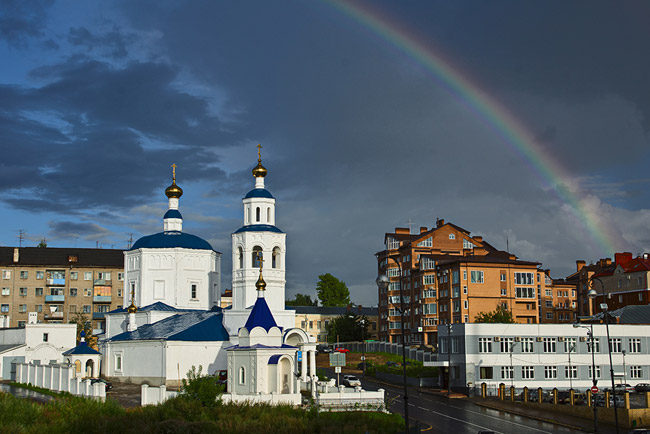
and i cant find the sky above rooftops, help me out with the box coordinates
[2,1,650,306]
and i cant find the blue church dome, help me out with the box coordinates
[163,209,183,219]
[233,224,284,234]
[129,231,214,251]
[244,188,274,199]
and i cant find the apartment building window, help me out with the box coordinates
[464,314,469,322]
[301,321,306,328]
[36,304,42,313]
[521,366,535,379]
[70,272,78,280]
[587,338,600,353]
[0,304,8,313]
[521,338,534,353]
[543,338,556,353]
[470,271,484,283]
[389,321,401,330]
[386,237,400,250]
[18,304,26,313]
[462,270,467,280]
[571,290,576,297]
[317,320,322,329]
[451,337,460,353]
[463,239,474,249]
[545,301,552,308]
[423,275,435,285]
[609,338,622,353]
[83,305,91,314]
[500,337,514,353]
[589,365,601,379]
[35,287,43,296]
[96,305,110,313]
[479,367,493,380]
[453,301,460,312]
[1,270,10,280]
[478,337,492,353]
[451,271,459,284]
[70,288,77,297]
[118,272,124,281]
[422,303,437,314]
[565,366,577,379]
[117,288,122,297]
[449,234,455,240]
[500,365,514,380]
[545,312,552,319]
[388,282,401,291]
[516,287,535,298]
[20,271,28,279]
[452,287,460,298]
[515,272,534,285]
[501,288,507,296]
[463,300,468,310]
[69,305,77,313]
[84,288,92,297]
[564,338,576,353]
[544,366,557,379]
[1,287,9,296]
[629,338,641,353]
[422,289,436,298]
[50,287,63,296]
[631,366,643,379]
[417,237,432,247]
[463,286,468,295]
[97,272,111,280]
[545,289,552,297]
[36,271,44,280]
[84,272,92,281]
[421,257,435,270]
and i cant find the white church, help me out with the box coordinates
[99,150,317,401]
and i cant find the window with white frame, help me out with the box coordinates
[36,271,44,280]
[501,366,514,379]
[609,338,622,353]
[470,270,484,283]
[515,272,534,285]
[501,288,507,296]
[35,287,43,296]
[422,289,436,298]
[545,289,552,297]
[463,286,468,294]
[564,366,577,379]
[478,337,492,353]
[1,287,9,296]
[423,275,435,285]
[463,270,467,280]
[452,271,459,284]
[546,312,553,319]
[629,338,641,353]
[421,257,435,270]
[544,366,557,379]
[545,300,552,308]
[564,338,576,353]
[417,237,432,247]
[463,300,468,310]
[515,287,535,298]
[521,366,535,379]
[118,272,124,281]
[631,366,643,379]
[387,268,400,277]
[19,287,27,296]
[500,337,514,353]
[389,321,401,330]
[422,303,437,314]
[449,234,455,240]
[587,337,600,353]
[84,272,92,280]
[589,365,601,379]
[521,337,534,353]
[389,281,401,291]
[20,271,28,279]
[115,354,122,371]
[451,337,459,353]
[2,270,10,279]
[543,337,556,353]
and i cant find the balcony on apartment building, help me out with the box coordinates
[44,295,65,302]
[93,279,112,286]
[46,278,66,286]
[93,295,112,303]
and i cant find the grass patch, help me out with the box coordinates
[8,382,71,398]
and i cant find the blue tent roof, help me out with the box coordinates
[163,209,183,219]
[129,231,214,251]
[63,341,101,356]
[244,188,274,199]
[243,297,279,332]
[109,310,229,342]
[268,354,283,365]
[233,224,283,234]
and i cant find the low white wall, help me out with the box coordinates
[15,362,105,400]
[141,384,179,406]
[221,392,302,406]
[316,386,385,411]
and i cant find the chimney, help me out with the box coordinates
[436,219,445,228]
[420,226,427,234]
[13,248,19,263]
[576,260,586,272]
[615,252,633,266]
[395,227,410,235]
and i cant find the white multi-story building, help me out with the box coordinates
[434,322,650,393]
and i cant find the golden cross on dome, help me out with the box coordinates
[257,144,262,162]
[257,251,264,271]
[171,163,177,182]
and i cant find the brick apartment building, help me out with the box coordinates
[376,219,577,346]
[570,252,650,316]
[0,247,124,334]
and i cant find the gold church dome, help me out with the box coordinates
[252,144,267,178]
[165,163,183,198]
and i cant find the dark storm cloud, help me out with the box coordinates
[0,0,54,47]
[48,220,112,241]
[67,25,132,58]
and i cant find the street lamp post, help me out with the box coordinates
[622,350,627,386]
[376,255,409,433]
[361,318,366,377]
[574,322,598,433]
[590,278,619,434]
[446,323,452,396]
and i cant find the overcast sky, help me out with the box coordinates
[2,1,650,306]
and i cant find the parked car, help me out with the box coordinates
[334,347,350,353]
[610,395,625,407]
[317,344,333,353]
[635,383,650,393]
[342,375,361,387]
[615,384,635,393]
[90,378,113,391]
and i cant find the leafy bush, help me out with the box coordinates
[180,365,223,408]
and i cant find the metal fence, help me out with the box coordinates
[336,341,437,363]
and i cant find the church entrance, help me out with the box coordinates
[280,358,291,394]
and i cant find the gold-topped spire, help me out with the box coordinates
[165,163,183,198]
[255,252,267,291]
[252,144,268,178]
[127,287,138,313]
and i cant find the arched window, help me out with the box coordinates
[256,207,260,222]
[238,247,243,269]
[252,246,262,268]
[74,360,81,373]
[239,366,246,385]
[272,247,281,269]
[267,207,270,223]
[245,208,249,224]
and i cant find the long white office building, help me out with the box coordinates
[434,323,650,393]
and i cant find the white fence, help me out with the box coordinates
[221,392,302,406]
[15,362,106,399]
[315,384,385,411]
[141,384,179,406]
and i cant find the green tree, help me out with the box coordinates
[69,312,96,347]
[37,238,47,248]
[181,365,223,408]
[326,312,369,343]
[316,273,350,307]
[285,293,318,307]
[474,305,515,323]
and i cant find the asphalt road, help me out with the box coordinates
[360,378,589,434]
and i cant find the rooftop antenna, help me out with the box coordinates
[17,229,25,247]
[506,237,509,252]
[127,233,134,249]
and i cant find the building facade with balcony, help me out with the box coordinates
[376,219,576,347]
[0,247,124,334]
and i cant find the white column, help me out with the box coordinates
[309,350,316,378]
[301,347,307,382]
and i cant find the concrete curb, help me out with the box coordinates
[471,400,587,432]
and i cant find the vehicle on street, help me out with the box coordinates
[342,374,361,387]
[610,395,625,407]
[609,383,634,394]
[334,347,350,353]
[635,383,650,393]
[90,378,113,391]
[317,344,333,353]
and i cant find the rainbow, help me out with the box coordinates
[326,0,620,257]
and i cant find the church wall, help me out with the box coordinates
[105,340,166,386]
[165,341,229,386]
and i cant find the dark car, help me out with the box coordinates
[635,383,650,393]
[91,378,113,391]
[386,361,399,367]
[317,344,333,353]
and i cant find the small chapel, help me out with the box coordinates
[99,148,317,391]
